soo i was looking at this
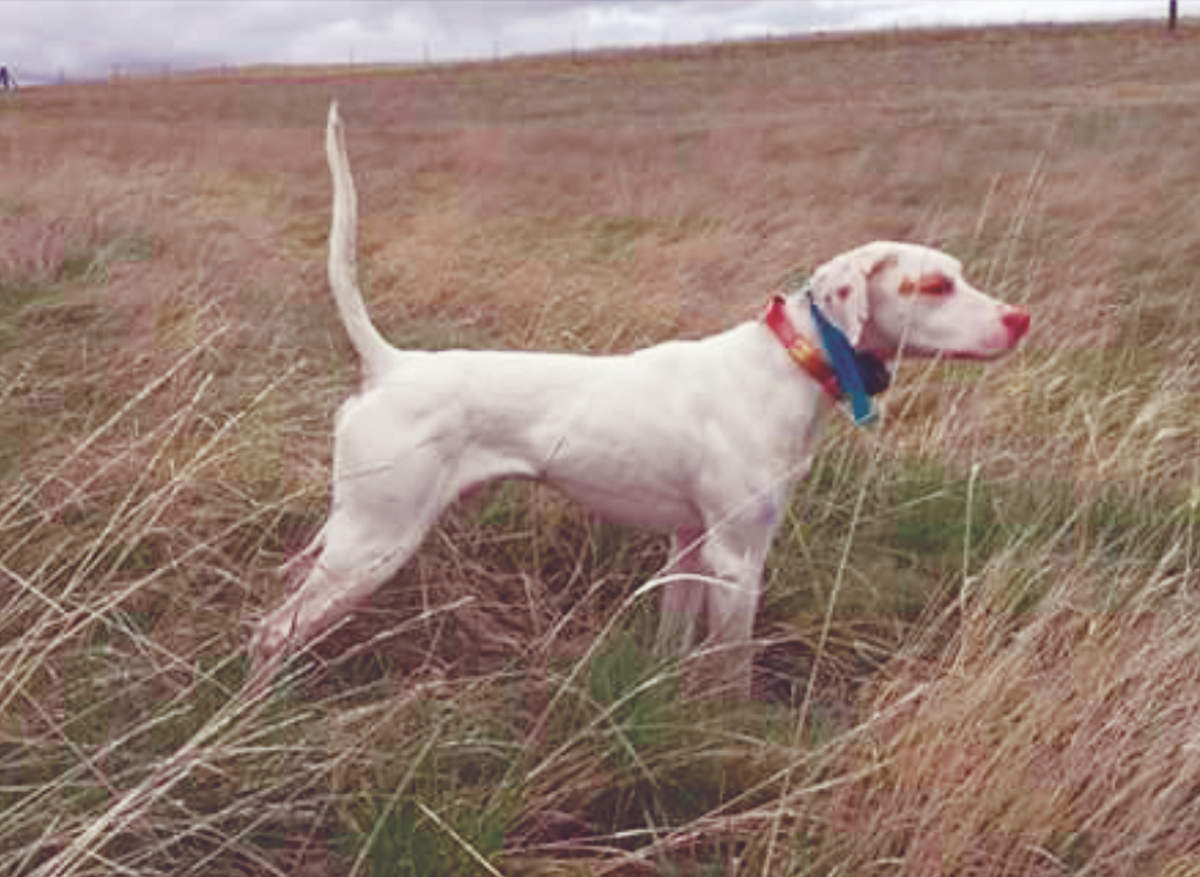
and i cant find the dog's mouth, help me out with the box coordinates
[867,325,1030,363]
[863,306,1031,363]
[867,346,1016,363]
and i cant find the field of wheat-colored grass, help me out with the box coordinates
[2,21,1199,876]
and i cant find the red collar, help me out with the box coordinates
[763,295,842,401]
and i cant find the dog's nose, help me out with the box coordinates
[1002,306,1031,343]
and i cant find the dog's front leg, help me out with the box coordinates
[698,528,772,698]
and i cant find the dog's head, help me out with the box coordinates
[809,241,1030,361]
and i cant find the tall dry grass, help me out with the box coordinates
[1,21,1198,876]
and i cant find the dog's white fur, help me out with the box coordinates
[249,103,1031,695]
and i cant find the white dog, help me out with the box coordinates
[249,103,1031,695]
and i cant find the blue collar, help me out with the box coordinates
[807,292,887,426]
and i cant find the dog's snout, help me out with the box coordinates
[1002,306,1031,343]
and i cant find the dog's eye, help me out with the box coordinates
[918,274,954,297]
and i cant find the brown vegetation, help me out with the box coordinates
[1,21,1198,876]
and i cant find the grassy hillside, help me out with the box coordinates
[2,21,1199,876]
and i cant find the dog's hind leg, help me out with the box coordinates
[250,446,454,678]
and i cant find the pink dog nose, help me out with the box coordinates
[1002,306,1031,343]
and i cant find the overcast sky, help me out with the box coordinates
[0,0,1168,84]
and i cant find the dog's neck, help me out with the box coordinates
[762,295,843,402]
[762,294,888,426]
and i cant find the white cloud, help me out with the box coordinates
[0,0,1168,84]
[829,0,1162,29]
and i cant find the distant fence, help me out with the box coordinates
[17,14,1192,89]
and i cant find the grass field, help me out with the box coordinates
[2,20,1199,876]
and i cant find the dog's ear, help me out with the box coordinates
[810,251,897,346]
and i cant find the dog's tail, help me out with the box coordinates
[325,101,393,381]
